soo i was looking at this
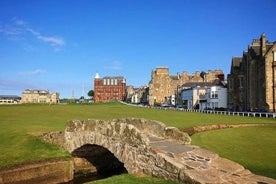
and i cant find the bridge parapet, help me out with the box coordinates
[62,118,191,175]
[42,118,275,184]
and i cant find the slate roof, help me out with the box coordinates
[103,76,125,80]
[0,95,21,99]
[181,82,212,89]
[181,79,226,90]
[232,57,242,67]
[170,75,179,80]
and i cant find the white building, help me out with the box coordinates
[206,86,227,110]
[181,86,207,110]
[131,94,138,103]
[180,80,227,110]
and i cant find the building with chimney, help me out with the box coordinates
[181,79,227,110]
[148,67,224,106]
[20,89,59,104]
[228,33,276,112]
[94,73,126,102]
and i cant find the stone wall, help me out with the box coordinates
[0,159,73,184]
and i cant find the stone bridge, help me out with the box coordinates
[44,118,275,184]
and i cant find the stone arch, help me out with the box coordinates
[71,144,127,177]
[63,119,152,174]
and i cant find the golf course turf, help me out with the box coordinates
[0,102,275,181]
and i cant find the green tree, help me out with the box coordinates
[88,90,94,98]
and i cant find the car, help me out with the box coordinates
[176,105,184,110]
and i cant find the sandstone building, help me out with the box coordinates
[20,89,59,104]
[148,67,224,106]
[228,33,276,112]
[94,73,126,102]
[126,85,149,104]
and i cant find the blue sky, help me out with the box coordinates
[1,0,276,98]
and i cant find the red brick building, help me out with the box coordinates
[94,73,126,102]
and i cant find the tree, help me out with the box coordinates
[88,90,94,98]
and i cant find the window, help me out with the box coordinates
[211,91,218,98]
[239,92,244,102]
[107,79,110,85]
[104,79,107,85]
[114,79,117,85]
[239,76,244,88]
[274,51,276,62]
[228,78,233,90]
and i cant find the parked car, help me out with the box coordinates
[176,105,184,111]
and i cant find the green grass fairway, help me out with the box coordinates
[0,102,275,180]
[192,126,276,179]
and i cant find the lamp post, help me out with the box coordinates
[175,84,180,107]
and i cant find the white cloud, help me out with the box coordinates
[27,28,65,46]
[0,25,22,35]
[37,35,65,46]
[26,28,40,36]
[14,20,27,26]
[18,69,46,76]
[0,19,65,47]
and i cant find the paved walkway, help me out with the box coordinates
[148,135,276,184]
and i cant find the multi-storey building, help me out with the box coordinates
[148,67,224,106]
[20,89,59,104]
[181,84,209,110]
[180,79,227,110]
[228,33,276,112]
[94,73,126,102]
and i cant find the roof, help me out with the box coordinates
[170,75,179,80]
[181,82,213,89]
[232,57,242,67]
[0,95,21,99]
[250,45,260,55]
[181,79,226,90]
[22,89,50,94]
[103,76,125,79]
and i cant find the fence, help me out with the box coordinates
[121,101,276,119]
[181,109,276,118]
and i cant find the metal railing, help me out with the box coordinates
[121,101,276,119]
[180,109,276,118]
